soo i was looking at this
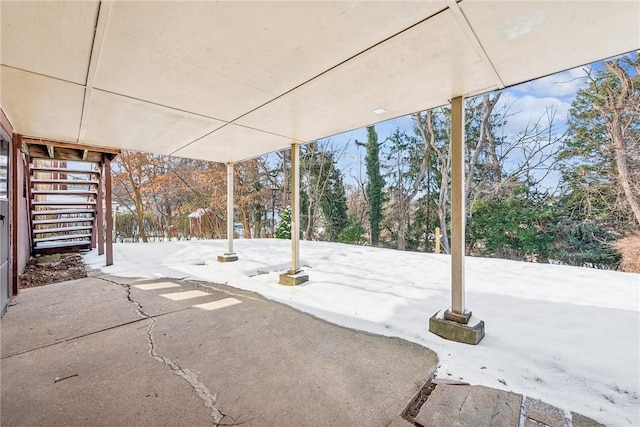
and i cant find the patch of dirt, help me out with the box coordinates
[402,377,437,421]
[19,253,88,289]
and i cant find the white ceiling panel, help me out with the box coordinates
[0,1,99,85]
[461,0,640,88]
[1,1,637,163]
[80,90,225,154]
[0,67,85,141]
[173,124,296,163]
[236,9,497,142]
[93,1,446,121]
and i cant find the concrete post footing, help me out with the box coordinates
[429,309,485,345]
[279,270,309,286]
[217,253,238,263]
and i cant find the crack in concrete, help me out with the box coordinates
[145,316,224,425]
[458,389,470,413]
[518,396,527,427]
[97,276,225,426]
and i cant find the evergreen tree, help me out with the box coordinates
[467,186,555,261]
[320,166,348,241]
[338,215,367,245]
[276,205,292,239]
[555,54,639,267]
[561,55,640,231]
[364,126,384,246]
[548,195,621,269]
[300,142,348,241]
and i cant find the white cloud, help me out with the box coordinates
[497,92,571,136]
[512,67,589,99]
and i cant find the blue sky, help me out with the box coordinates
[332,51,638,182]
[329,62,595,187]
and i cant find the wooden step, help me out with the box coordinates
[33,233,92,243]
[32,179,99,185]
[33,217,94,225]
[34,240,92,250]
[32,200,96,206]
[33,225,94,235]
[31,167,100,175]
[31,190,97,196]
[32,208,95,216]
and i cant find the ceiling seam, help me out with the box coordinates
[172,6,451,155]
[222,6,451,127]
[0,64,230,128]
[445,0,505,90]
[168,122,305,157]
[77,0,112,144]
[89,88,229,123]
[0,64,85,87]
[168,123,231,157]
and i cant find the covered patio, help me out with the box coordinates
[3,0,637,342]
[1,1,638,425]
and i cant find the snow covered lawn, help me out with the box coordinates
[84,239,639,427]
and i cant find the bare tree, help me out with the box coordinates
[414,108,451,254]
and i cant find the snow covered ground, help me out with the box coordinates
[84,239,639,427]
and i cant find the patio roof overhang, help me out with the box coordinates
[1,1,638,164]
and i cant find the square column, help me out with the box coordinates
[429,96,484,344]
[105,155,114,266]
[96,161,105,256]
[218,162,238,262]
[280,143,308,286]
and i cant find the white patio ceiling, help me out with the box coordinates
[1,1,638,163]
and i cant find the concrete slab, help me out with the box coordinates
[128,278,230,318]
[1,275,437,426]
[192,297,242,311]
[524,397,570,427]
[415,383,522,427]
[3,274,602,427]
[159,290,210,301]
[150,281,437,426]
[1,319,213,426]
[134,282,181,291]
[0,277,140,358]
[386,416,416,427]
[572,412,606,427]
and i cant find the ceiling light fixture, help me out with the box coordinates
[373,108,387,114]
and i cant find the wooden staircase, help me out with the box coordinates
[29,160,100,253]
[21,138,119,258]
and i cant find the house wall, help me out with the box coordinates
[1,108,30,295]
[15,143,30,283]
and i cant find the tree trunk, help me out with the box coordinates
[240,207,252,238]
[437,161,451,254]
[416,110,451,254]
[604,60,640,227]
[610,115,640,226]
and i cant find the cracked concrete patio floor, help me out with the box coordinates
[1,274,605,427]
[1,275,437,426]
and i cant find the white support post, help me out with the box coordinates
[429,96,484,344]
[227,162,234,254]
[279,143,308,285]
[448,96,468,321]
[218,162,238,262]
[290,142,300,274]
